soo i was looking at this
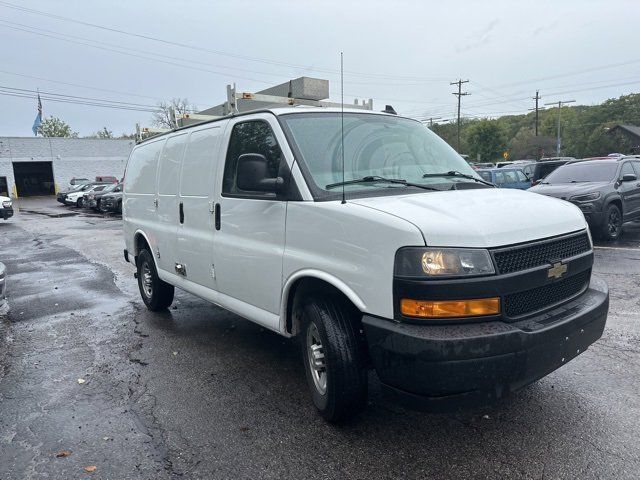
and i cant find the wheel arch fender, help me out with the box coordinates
[280,270,367,336]
[604,194,623,215]
[133,230,156,268]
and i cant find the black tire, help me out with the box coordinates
[76,198,84,208]
[600,203,623,241]
[117,200,122,214]
[300,294,368,422]
[137,249,174,311]
[95,200,101,212]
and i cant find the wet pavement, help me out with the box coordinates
[1,197,639,479]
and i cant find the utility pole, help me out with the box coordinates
[544,99,576,156]
[529,90,542,136]
[451,79,470,152]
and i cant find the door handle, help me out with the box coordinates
[214,203,221,230]
[179,202,184,224]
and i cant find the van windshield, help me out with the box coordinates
[280,112,480,197]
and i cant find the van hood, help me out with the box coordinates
[0,195,10,203]
[351,188,586,248]
[528,182,608,200]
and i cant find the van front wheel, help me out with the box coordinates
[137,249,174,311]
[301,295,368,422]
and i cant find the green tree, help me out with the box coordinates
[39,116,78,138]
[464,119,506,161]
[508,127,556,159]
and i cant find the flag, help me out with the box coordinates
[31,92,42,136]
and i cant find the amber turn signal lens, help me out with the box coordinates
[400,297,500,318]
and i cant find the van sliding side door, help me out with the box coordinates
[175,125,225,289]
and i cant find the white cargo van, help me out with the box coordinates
[123,108,609,422]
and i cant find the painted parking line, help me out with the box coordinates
[594,245,640,251]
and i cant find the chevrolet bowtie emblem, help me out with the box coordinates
[548,262,568,279]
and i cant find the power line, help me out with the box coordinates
[0,90,159,112]
[0,0,450,83]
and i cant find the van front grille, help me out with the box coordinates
[493,232,591,274]
[504,269,591,318]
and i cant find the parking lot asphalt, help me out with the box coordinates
[1,197,639,479]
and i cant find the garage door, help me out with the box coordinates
[13,161,55,196]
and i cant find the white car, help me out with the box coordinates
[1,195,13,220]
[64,184,109,207]
[123,107,609,422]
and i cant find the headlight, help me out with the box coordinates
[394,247,495,278]
[2,200,11,208]
[570,192,600,202]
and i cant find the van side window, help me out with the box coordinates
[222,120,283,197]
[126,140,164,194]
[180,127,223,197]
[158,134,188,195]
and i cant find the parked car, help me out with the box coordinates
[100,191,123,213]
[66,177,91,190]
[85,184,123,211]
[522,159,577,185]
[1,195,13,220]
[123,107,608,422]
[477,168,532,190]
[57,183,95,204]
[64,183,110,207]
[528,157,640,240]
[470,162,495,169]
[95,176,119,183]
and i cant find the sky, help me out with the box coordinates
[0,0,639,137]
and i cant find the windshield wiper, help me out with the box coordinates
[326,176,440,191]
[422,170,495,187]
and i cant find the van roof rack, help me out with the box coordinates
[135,83,374,143]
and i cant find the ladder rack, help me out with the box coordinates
[136,83,374,142]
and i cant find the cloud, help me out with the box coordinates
[456,19,500,54]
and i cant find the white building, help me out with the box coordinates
[0,137,134,197]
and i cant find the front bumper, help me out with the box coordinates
[569,201,604,228]
[1,207,13,220]
[102,198,118,210]
[363,275,609,411]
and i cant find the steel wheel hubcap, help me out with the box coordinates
[141,262,153,298]
[306,322,327,395]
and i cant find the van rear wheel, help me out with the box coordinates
[301,295,368,423]
[137,249,174,311]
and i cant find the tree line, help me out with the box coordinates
[431,93,640,160]
[35,93,640,158]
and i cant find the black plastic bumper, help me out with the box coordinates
[1,207,13,220]
[363,275,609,411]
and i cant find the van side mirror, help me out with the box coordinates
[236,153,284,193]
[621,173,637,182]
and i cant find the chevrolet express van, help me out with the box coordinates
[123,108,609,422]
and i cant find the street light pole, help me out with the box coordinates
[545,99,575,156]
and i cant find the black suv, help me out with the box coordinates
[529,157,640,240]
